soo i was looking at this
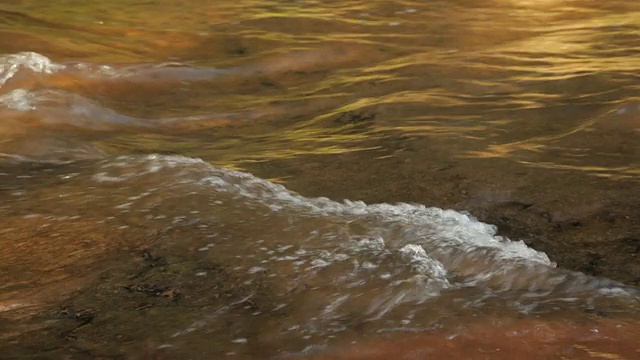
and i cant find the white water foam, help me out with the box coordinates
[92,154,553,270]
[0,51,226,92]
[0,88,221,133]
[84,155,640,309]
[0,52,64,87]
[102,157,640,308]
[0,89,36,111]
[17,152,632,349]
[87,155,573,322]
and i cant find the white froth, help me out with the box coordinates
[102,150,635,347]
[399,244,449,283]
[91,154,553,271]
[73,63,117,77]
[0,52,65,86]
[0,89,36,111]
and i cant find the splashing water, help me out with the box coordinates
[0,51,65,86]
[3,154,638,357]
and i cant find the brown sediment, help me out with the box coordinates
[305,316,640,360]
[10,221,631,360]
[0,224,277,359]
[0,216,155,311]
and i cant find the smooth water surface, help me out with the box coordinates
[1,0,640,358]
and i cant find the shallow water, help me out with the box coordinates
[1,0,640,358]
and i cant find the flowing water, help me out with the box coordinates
[1,0,640,358]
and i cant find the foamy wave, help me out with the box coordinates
[0,51,226,93]
[0,88,234,132]
[83,154,640,315]
[0,52,65,87]
[92,154,552,268]
[7,153,638,343]
[0,88,147,129]
[0,89,36,111]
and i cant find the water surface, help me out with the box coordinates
[1,0,640,358]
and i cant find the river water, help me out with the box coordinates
[1,0,640,359]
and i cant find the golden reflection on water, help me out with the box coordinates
[519,161,640,180]
[467,101,640,178]
[99,131,379,170]
[1,0,638,176]
[1,0,639,274]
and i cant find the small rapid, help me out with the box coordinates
[0,52,238,132]
[0,52,64,86]
[2,154,638,357]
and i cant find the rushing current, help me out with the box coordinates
[1,0,640,358]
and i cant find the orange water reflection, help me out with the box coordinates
[2,0,639,174]
[308,316,640,360]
